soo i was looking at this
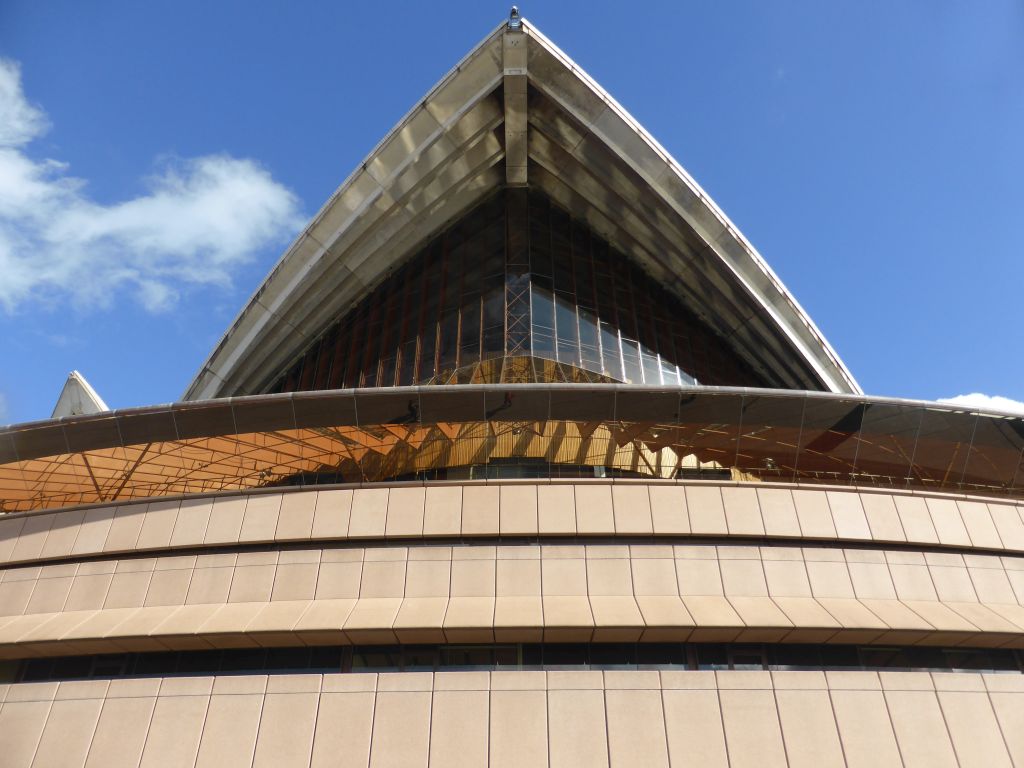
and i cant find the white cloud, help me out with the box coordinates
[0,58,304,313]
[0,60,47,147]
[939,393,1024,415]
[0,391,7,423]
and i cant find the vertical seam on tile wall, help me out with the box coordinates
[544,673,553,768]
[136,679,174,767]
[311,549,323,604]
[583,544,594,642]
[797,547,847,639]
[190,682,214,768]
[769,680,794,768]
[437,545,453,639]
[713,684,733,768]
[877,687,920,768]
[364,675,380,768]
[304,675,325,767]
[178,559,199,613]
[484,675,493,768]
[491,545,499,638]
[929,681,968,768]
[398,547,409,640]
[655,678,672,767]
[943,680,1014,768]
[244,680,269,768]
[791,489,808,539]
[138,556,159,609]
[825,684,852,768]
[424,674,436,768]
[924,499,948,548]
[381,487,392,541]
[259,553,280,606]
[165,502,183,559]
[753,487,769,537]
[538,543,547,641]
[23,692,57,768]
[658,685,675,767]
[983,684,1017,768]
[601,674,613,768]
[77,683,110,768]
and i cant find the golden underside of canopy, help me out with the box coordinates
[1,414,1015,514]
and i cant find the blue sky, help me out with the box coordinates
[1,1,1022,425]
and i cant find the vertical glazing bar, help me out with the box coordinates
[414,249,430,383]
[569,218,599,377]
[627,262,657,385]
[454,231,465,371]
[955,413,980,491]
[903,406,924,489]
[329,320,350,389]
[592,236,621,381]
[617,259,641,384]
[791,393,808,482]
[1010,440,1024,496]
[732,394,745,471]
[581,221,603,377]
[361,284,384,387]
[313,328,336,389]
[550,205,577,371]
[505,188,531,360]
[847,403,866,483]
[418,242,442,382]
[343,306,365,388]
[528,191,553,365]
[298,342,320,390]
[437,223,462,381]
[395,263,416,386]
[458,219,482,375]
[377,268,401,387]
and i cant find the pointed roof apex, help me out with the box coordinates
[51,371,109,419]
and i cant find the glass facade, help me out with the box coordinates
[5,386,1023,512]
[266,190,766,393]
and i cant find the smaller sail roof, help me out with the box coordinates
[51,371,109,419]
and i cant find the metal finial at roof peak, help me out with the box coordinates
[508,6,522,29]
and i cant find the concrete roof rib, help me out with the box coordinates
[183,19,860,400]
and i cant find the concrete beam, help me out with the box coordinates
[503,28,528,186]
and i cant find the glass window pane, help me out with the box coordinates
[912,407,977,492]
[734,394,804,482]
[795,398,864,486]
[853,404,921,488]
[962,413,1024,495]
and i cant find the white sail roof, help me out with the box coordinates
[51,370,109,418]
[184,18,860,400]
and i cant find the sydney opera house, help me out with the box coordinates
[2,13,1024,767]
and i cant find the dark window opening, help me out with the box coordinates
[13,642,1023,683]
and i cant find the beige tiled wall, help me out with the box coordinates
[1,543,1024,656]
[4,483,1024,567]
[1,670,1022,767]
[2,482,1023,659]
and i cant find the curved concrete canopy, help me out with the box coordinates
[183,19,861,401]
